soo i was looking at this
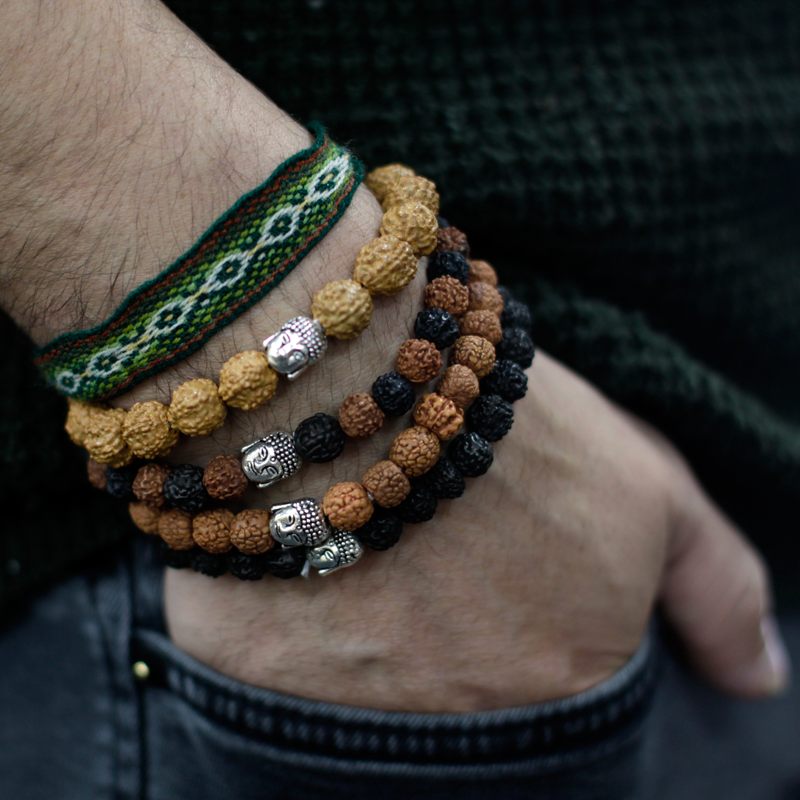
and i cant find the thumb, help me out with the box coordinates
[660,473,790,697]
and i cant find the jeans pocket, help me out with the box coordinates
[131,626,658,800]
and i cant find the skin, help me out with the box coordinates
[0,0,790,712]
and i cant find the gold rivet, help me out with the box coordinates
[132,660,150,681]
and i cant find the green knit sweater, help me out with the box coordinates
[2,0,798,611]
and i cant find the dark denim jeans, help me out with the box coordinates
[1,538,798,799]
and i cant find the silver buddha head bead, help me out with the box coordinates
[268,498,331,548]
[306,530,364,576]
[263,316,327,381]
[240,432,300,489]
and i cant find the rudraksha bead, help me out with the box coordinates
[190,549,228,577]
[435,225,469,256]
[380,201,438,256]
[312,279,373,340]
[467,259,498,286]
[426,251,469,285]
[420,456,466,499]
[83,407,132,467]
[163,464,209,513]
[353,235,417,296]
[383,175,439,215]
[468,282,505,316]
[459,309,503,345]
[322,481,374,530]
[218,350,278,411]
[438,364,480,409]
[389,426,441,477]
[481,359,529,402]
[168,378,227,437]
[371,371,415,416]
[361,460,411,508]
[423,276,469,316]
[338,393,384,438]
[395,339,442,383]
[192,509,234,554]
[158,508,194,550]
[396,485,438,523]
[496,327,535,368]
[132,463,169,508]
[413,393,464,440]
[466,394,514,442]
[86,459,107,491]
[230,509,274,555]
[293,413,346,462]
[450,432,494,477]
[500,296,533,333]
[451,335,496,378]
[105,465,137,500]
[353,508,403,551]
[227,552,267,581]
[65,399,97,447]
[264,546,306,579]
[365,163,414,202]
[122,400,178,459]
[202,455,249,501]
[129,501,160,535]
[414,308,460,349]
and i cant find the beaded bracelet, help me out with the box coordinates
[63,164,442,468]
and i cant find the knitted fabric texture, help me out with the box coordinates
[34,124,363,401]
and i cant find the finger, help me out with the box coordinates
[660,476,790,697]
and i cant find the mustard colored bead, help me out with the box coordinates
[389,425,441,477]
[157,508,194,551]
[452,335,496,378]
[129,502,160,535]
[383,175,440,215]
[311,279,373,340]
[467,259,499,287]
[168,378,227,436]
[413,393,465,440]
[352,235,417,296]
[361,460,411,508]
[438,365,480,409]
[65,399,100,447]
[218,350,278,410]
[83,407,133,467]
[380,201,438,256]
[322,481,374,530]
[122,400,178,458]
[230,509,274,555]
[192,509,235,554]
[365,163,415,202]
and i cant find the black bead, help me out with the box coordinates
[450,432,494,477]
[436,215,450,229]
[426,251,469,285]
[190,549,228,577]
[396,485,438,523]
[414,308,460,349]
[227,552,267,581]
[160,542,193,569]
[354,509,404,551]
[420,456,465,499]
[480,359,528,403]
[264,546,306,579]
[105,465,137,500]
[466,395,514,441]
[497,285,512,306]
[293,412,345,462]
[371,371,415,416]
[501,297,533,333]
[163,464,209,512]
[497,327,535,368]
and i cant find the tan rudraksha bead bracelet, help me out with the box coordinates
[64,165,441,468]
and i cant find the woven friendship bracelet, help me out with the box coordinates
[35,123,363,401]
